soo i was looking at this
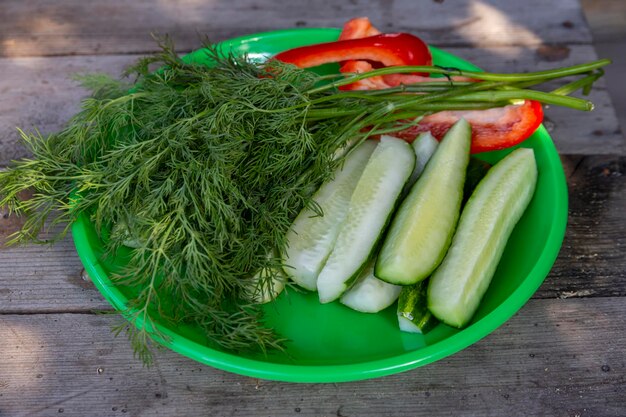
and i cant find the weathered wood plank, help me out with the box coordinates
[1,155,624,313]
[581,0,626,43]
[0,298,624,416]
[0,54,134,167]
[0,224,111,313]
[0,44,621,167]
[0,0,592,58]
[542,155,626,298]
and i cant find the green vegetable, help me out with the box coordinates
[339,259,402,313]
[397,281,436,334]
[0,36,608,361]
[408,132,439,187]
[282,140,377,291]
[246,249,287,304]
[428,147,538,327]
[317,136,415,303]
[375,119,471,285]
[396,154,489,334]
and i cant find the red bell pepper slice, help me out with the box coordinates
[337,17,386,90]
[393,100,544,154]
[338,60,389,90]
[338,17,381,40]
[272,33,432,73]
[338,60,473,90]
[337,18,440,90]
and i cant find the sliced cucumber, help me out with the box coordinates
[317,136,415,303]
[247,267,286,304]
[110,219,143,249]
[428,147,538,328]
[282,140,377,290]
[397,280,437,334]
[340,259,402,313]
[246,249,287,304]
[376,119,472,285]
[408,132,438,187]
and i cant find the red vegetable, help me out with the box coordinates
[337,18,440,90]
[272,33,432,73]
[338,17,381,40]
[394,100,544,154]
[274,17,544,153]
[337,60,473,90]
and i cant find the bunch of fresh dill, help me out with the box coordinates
[0,36,609,362]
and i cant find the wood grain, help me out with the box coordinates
[581,0,626,42]
[0,54,134,167]
[0,44,622,167]
[0,0,592,58]
[0,298,624,416]
[0,233,111,313]
[543,155,626,298]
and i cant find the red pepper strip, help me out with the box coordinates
[336,19,471,90]
[339,60,390,90]
[338,17,381,40]
[382,72,475,86]
[393,100,544,154]
[337,17,385,90]
[272,33,432,74]
[339,60,474,90]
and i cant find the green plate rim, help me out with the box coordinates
[71,27,568,383]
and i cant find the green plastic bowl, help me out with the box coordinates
[71,28,568,383]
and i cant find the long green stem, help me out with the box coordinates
[308,59,611,94]
[450,90,593,110]
[386,81,508,112]
[551,70,605,96]
[306,101,505,120]
[307,80,506,120]
[352,81,476,94]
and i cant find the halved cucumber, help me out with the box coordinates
[282,140,377,290]
[397,155,489,334]
[245,249,287,304]
[408,132,438,188]
[340,259,402,313]
[376,119,472,285]
[246,254,287,304]
[428,147,538,328]
[317,136,415,303]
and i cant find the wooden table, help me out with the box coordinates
[1,1,624,415]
